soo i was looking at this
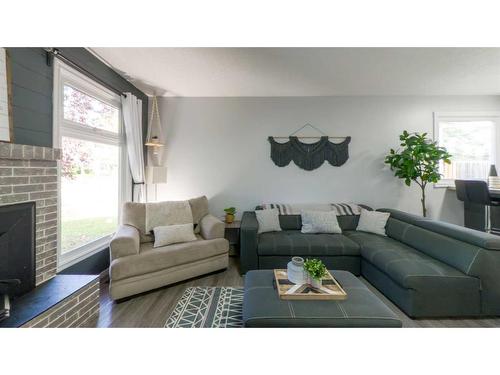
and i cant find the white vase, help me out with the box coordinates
[287,257,306,284]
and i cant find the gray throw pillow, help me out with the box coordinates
[301,210,342,234]
[255,209,282,234]
[356,209,390,236]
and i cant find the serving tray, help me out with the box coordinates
[273,269,348,300]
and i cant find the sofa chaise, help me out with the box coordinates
[240,207,500,318]
[109,197,229,300]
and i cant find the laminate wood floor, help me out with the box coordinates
[97,258,500,328]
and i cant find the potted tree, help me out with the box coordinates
[385,131,451,217]
[224,207,236,224]
[303,258,327,289]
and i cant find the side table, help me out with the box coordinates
[224,220,241,257]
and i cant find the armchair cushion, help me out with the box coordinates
[121,197,210,242]
[189,196,210,234]
[122,202,153,243]
[110,237,228,281]
[200,214,225,240]
[145,200,193,233]
[110,225,140,259]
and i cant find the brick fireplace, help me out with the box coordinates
[0,141,100,328]
[0,142,60,285]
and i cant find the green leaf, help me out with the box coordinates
[304,258,327,280]
[385,131,451,212]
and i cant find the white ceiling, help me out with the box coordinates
[91,48,500,97]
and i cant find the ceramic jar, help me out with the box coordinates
[287,256,306,284]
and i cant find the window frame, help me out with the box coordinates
[53,60,130,271]
[433,111,500,188]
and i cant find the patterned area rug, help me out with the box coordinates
[165,287,244,328]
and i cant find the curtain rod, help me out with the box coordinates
[45,48,127,98]
[272,124,348,139]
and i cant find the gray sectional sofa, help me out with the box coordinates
[240,208,500,318]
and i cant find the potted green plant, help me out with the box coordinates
[303,258,327,289]
[224,207,236,224]
[385,131,451,217]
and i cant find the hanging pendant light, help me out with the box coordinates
[145,96,165,147]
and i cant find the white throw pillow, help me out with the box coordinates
[356,209,390,236]
[153,224,197,248]
[301,211,342,234]
[255,208,282,234]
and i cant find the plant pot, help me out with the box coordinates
[308,276,322,289]
[225,213,234,224]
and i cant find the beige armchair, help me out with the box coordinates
[109,196,229,300]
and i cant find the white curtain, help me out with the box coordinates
[122,93,146,202]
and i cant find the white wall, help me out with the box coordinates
[155,96,500,224]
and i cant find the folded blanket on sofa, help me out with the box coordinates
[145,200,193,233]
[331,203,362,216]
[260,203,362,216]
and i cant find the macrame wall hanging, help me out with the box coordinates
[268,124,351,171]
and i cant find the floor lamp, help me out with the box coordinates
[146,166,167,201]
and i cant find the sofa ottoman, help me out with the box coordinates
[242,270,402,327]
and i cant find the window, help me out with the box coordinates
[54,61,129,270]
[434,112,500,187]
